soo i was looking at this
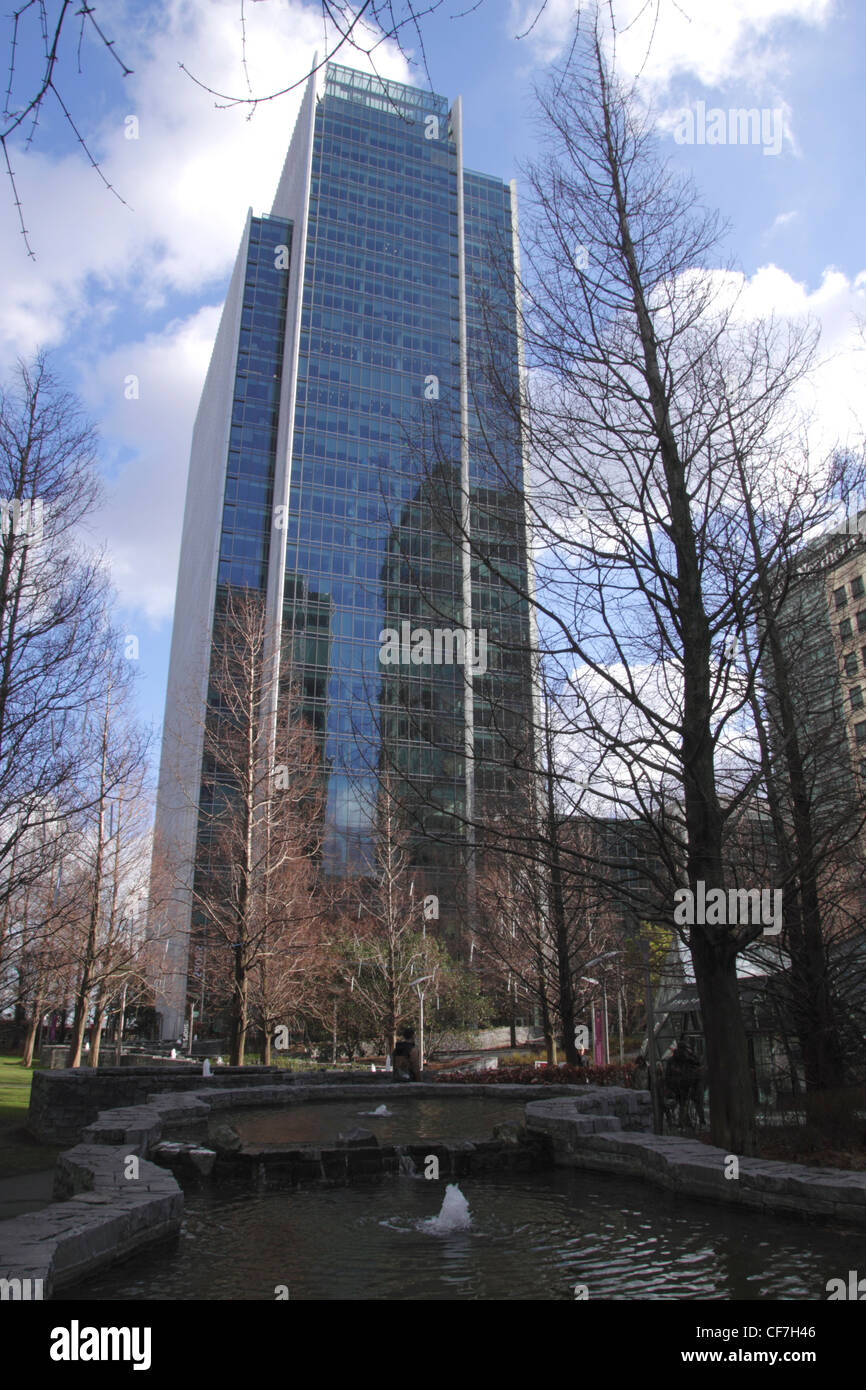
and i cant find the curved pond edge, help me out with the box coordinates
[4,1078,865,1297]
[0,1080,584,1297]
[526,1092,866,1227]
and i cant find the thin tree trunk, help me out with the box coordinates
[90,1005,106,1068]
[600,57,755,1149]
[69,694,110,1068]
[21,989,43,1067]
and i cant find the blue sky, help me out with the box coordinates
[1,0,863,748]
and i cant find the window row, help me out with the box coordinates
[839,608,866,640]
[834,572,865,608]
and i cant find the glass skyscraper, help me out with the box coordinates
[151,62,534,1039]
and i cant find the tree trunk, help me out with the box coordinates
[114,984,127,1065]
[68,690,110,1067]
[90,1007,106,1068]
[691,930,756,1153]
[229,945,248,1066]
[21,995,43,1068]
[68,1000,90,1069]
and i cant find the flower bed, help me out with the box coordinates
[434,1062,636,1087]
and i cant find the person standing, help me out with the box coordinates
[392,1026,422,1081]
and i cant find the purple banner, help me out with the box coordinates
[594,1008,606,1066]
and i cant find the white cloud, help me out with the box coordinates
[0,0,413,360]
[510,0,835,96]
[82,306,222,622]
[0,0,415,624]
[720,263,866,458]
[766,209,799,236]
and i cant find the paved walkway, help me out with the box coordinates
[0,1169,55,1221]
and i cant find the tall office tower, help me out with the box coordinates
[150,63,535,1040]
[761,515,866,916]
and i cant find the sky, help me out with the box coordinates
[1,0,864,750]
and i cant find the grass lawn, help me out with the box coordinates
[0,1054,63,1179]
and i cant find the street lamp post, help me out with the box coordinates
[578,951,623,1063]
[409,974,434,1070]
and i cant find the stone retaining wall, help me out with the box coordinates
[525,1093,866,1226]
[176,1132,551,1187]
[27,1065,349,1144]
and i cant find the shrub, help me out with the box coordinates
[434,1061,637,1087]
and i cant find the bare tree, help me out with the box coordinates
[475,846,558,1061]
[7,813,77,1065]
[452,30,829,1151]
[333,778,445,1057]
[250,689,327,1064]
[64,659,149,1068]
[190,585,323,1065]
[0,354,120,1000]
[730,446,866,1092]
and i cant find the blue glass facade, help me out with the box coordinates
[195,215,293,862]
[220,215,292,590]
[463,170,533,807]
[190,64,533,948]
[284,66,468,892]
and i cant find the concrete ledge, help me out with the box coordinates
[0,1145,182,1299]
[78,1080,594,1151]
[525,1096,866,1226]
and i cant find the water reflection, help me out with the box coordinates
[216,1096,528,1147]
[63,1169,859,1301]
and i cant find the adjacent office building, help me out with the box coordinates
[150,63,534,1039]
[766,515,866,816]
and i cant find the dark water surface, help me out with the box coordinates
[62,1168,860,1301]
[218,1095,529,1146]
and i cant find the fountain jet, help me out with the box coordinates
[422,1184,472,1234]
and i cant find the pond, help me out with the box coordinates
[211,1095,529,1147]
[61,1167,858,1301]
